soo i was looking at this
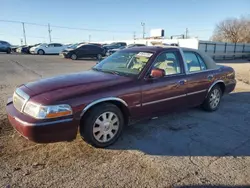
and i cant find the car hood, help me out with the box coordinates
[24,70,133,101]
[62,48,75,52]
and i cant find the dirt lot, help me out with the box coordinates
[0,54,250,188]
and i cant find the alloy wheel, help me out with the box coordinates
[209,88,221,109]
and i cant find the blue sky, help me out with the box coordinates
[0,0,249,45]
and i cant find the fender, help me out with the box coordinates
[80,97,128,117]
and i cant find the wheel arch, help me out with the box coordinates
[206,80,226,97]
[37,49,45,54]
[80,97,130,125]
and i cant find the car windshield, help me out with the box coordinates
[93,51,154,76]
[68,43,79,49]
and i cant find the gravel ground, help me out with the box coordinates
[0,53,250,188]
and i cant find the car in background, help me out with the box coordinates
[0,40,11,54]
[102,42,127,53]
[16,44,41,54]
[107,43,146,55]
[60,44,105,60]
[11,45,19,52]
[30,43,66,55]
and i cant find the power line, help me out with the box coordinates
[0,19,134,33]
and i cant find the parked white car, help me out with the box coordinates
[30,43,66,55]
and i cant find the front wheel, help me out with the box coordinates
[80,103,124,148]
[71,54,77,60]
[202,85,222,111]
[38,49,45,55]
[96,54,102,60]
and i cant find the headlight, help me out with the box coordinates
[24,102,72,119]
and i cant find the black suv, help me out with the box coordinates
[60,44,106,60]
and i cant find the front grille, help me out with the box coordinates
[13,88,29,112]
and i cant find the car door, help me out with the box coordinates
[76,45,89,58]
[140,49,188,117]
[53,43,63,54]
[46,44,55,54]
[183,51,215,107]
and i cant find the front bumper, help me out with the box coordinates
[6,101,78,143]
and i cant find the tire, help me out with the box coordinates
[96,54,102,60]
[80,103,124,148]
[202,85,222,111]
[38,49,45,55]
[71,54,77,60]
[6,48,11,54]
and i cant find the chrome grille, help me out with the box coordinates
[13,88,30,112]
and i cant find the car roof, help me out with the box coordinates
[122,46,180,53]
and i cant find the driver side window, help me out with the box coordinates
[153,52,181,76]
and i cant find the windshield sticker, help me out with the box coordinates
[136,52,153,58]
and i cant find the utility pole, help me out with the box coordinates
[89,35,91,42]
[20,39,23,46]
[185,28,189,39]
[22,22,27,45]
[141,22,145,38]
[133,32,136,40]
[48,23,52,43]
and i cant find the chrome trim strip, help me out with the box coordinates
[14,117,73,126]
[186,89,207,96]
[142,94,187,106]
[80,97,128,117]
[185,68,219,75]
[15,88,30,112]
[16,88,29,100]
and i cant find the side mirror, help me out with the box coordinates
[150,68,165,78]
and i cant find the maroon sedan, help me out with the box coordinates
[6,46,236,148]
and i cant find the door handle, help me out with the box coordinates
[207,75,214,80]
[178,79,187,85]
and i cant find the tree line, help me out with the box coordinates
[211,16,250,43]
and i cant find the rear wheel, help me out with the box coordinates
[80,103,124,148]
[38,49,45,55]
[71,54,77,60]
[202,85,222,111]
[6,48,11,54]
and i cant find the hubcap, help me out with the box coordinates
[72,54,76,59]
[97,54,102,60]
[93,112,119,143]
[209,88,220,109]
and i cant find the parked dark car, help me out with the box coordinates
[107,43,146,55]
[60,44,105,60]
[0,40,11,53]
[103,42,127,53]
[6,46,236,148]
